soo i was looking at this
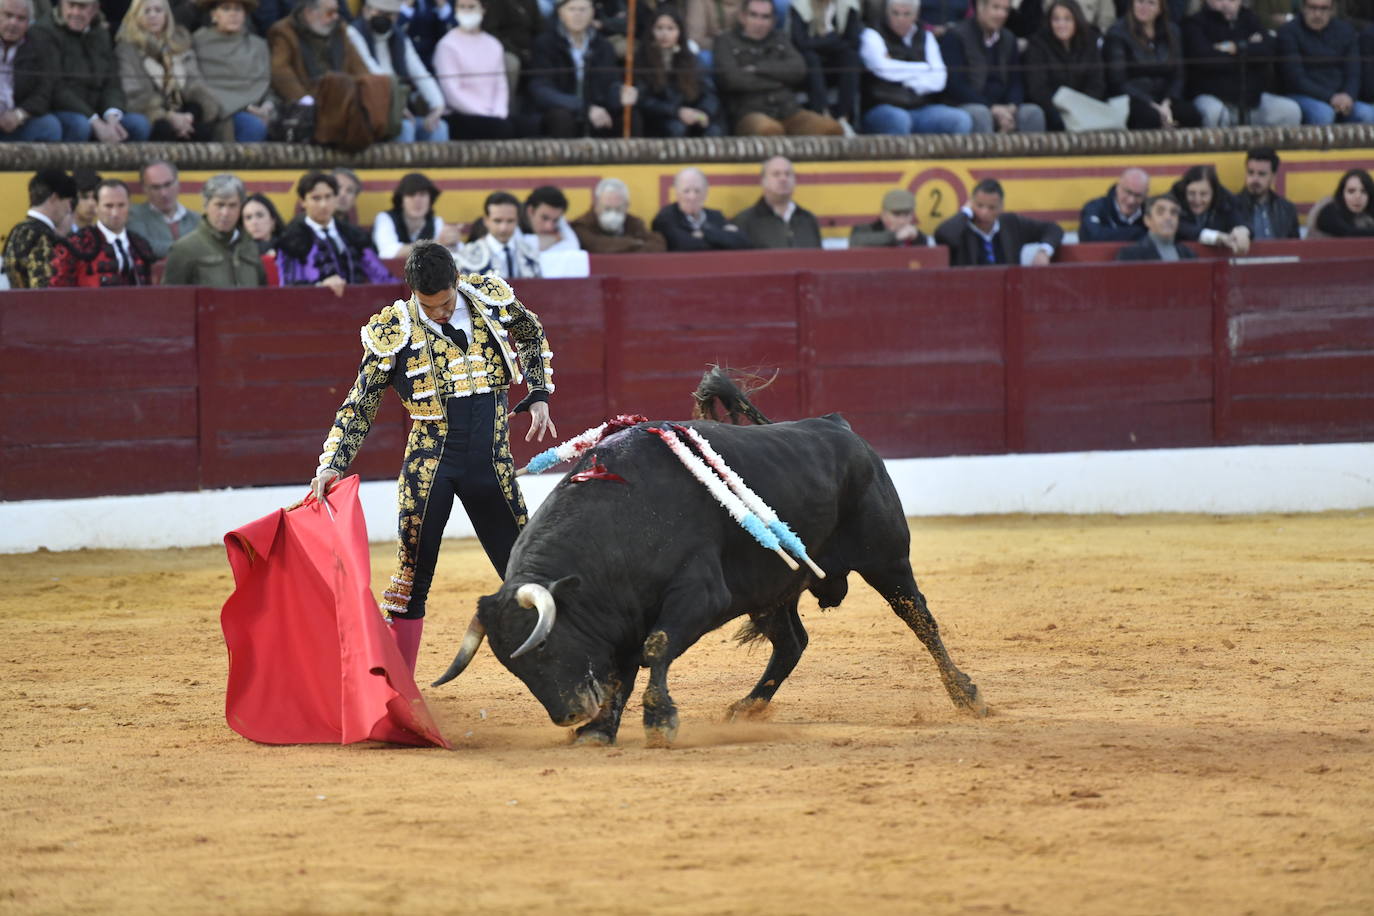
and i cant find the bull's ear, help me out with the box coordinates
[550,575,581,600]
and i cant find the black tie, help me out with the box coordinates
[441,322,468,351]
[503,244,514,277]
[114,237,136,284]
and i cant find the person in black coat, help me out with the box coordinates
[528,0,631,137]
[1024,0,1107,131]
[1182,0,1300,127]
[635,6,724,137]
[933,178,1063,266]
[1231,146,1301,240]
[651,167,753,251]
[1169,164,1251,253]
[789,0,863,126]
[1116,194,1197,260]
[1315,168,1374,237]
[1103,0,1201,128]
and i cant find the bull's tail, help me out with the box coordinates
[692,366,774,425]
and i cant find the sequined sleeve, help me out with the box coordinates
[504,297,554,395]
[315,303,409,477]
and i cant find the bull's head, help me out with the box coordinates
[432,576,613,726]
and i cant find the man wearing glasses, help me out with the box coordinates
[1276,0,1374,124]
[1078,168,1151,243]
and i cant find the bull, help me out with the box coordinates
[433,370,986,746]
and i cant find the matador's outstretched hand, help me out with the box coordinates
[526,401,557,443]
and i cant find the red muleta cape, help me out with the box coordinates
[220,475,450,748]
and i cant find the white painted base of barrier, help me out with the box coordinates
[2,442,1370,554]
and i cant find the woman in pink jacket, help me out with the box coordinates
[432,0,516,139]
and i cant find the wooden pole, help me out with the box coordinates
[621,0,637,138]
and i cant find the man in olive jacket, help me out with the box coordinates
[731,156,823,249]
[163,175,267,288]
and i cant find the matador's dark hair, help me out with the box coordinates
[29,169,77,206]
[405,240,458,296]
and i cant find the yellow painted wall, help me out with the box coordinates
[3,149,1370,243]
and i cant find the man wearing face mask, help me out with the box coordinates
[268,0,370,108]
[346,0,449,142]
[570,178,667,254]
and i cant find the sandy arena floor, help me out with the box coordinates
[1,511,1371,915]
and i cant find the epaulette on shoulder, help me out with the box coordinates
[458,272,517,310]
[361,300,412,358]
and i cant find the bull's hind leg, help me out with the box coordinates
[859,560,987,716]
[725,601,808,721]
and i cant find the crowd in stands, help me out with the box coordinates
[3,149,1371,289]
[5,0,1374,145]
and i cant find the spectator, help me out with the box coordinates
[2,169,75,289]
[1183,0,1300,127]
[571,177,668,253]
[397,0,453,69]
[480,0,543,99]
[934,177,1063,266]
[333,166,361,225]
[1170,163,1251,253]
[1314,168,1374,236]
[1277,0,1374,124]
[37,0,154,141]
[715,0,844,134]
[530,0,632,137]
[858,0,972,135]
[433,0,515,140]
[941,0,1046,133]
[347,0,448,141]
[731,155,823,248]
[241,191,285,284]
[652,165,752,250]
[1104,0,1200,128]
[52,179,155,286]
[193,0,275,142]
[163,173,266,287]
[1232,147,1300,240]
[0,0,62,141]
[278,170,393,294]
[789,0,863,131]
[1078,167,1150,241]
[72,168,102,231]
[849,187,932,247]
[1363,23,1374,106]
[1024,0,1107,132]
[267,0,369,107]
[456,191,543,278]
[116,0,225,140]
[1067,0,1115,37]
[636,4,724,136]
[128,160,199,259]
[1115,193,1196,260]
[524,185,581,255]
[918,0,970,36]
[372,172,462,260]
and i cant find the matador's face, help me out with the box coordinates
[417,287,458,325]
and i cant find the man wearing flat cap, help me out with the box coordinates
[850,188,932,248]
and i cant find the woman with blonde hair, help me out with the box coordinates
[117,0,226,141]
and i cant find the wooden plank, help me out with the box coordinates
[839,409,1007,458]
[809,363,1003,412]
[1022,356,1213,406]
[1228,354,1374,398]
[1,390,197,447]
[1228,310,1374,357]
[1022,402,1213,452]
[1226,396,1374,443]
[2,440,199,500]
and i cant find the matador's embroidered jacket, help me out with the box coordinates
[315,273,554,479]
[2,216,65,289]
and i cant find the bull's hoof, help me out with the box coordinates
[570,729,615,747]
[724,697,773,722]
[955,685,989,718]
[643,723,678,748]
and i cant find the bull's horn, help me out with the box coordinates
[431,615,487,687]
[511,583,556,658]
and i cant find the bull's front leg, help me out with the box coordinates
[640,629,680,748]
[572,658,638,746]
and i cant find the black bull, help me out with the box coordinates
[433,414,986,746]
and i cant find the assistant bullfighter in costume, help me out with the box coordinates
[309,241,556,672]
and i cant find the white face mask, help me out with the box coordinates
[456,10,483,29]
[597,209,626,234]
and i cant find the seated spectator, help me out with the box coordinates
[37,0,153,142]
[1314,168,1374,236]
[636,5,724,137]
[71,168,102,232]
[530,0,632,138]
[850,188,932,247]
[715,0,844,135]
[941,0,1046,133]
[684,0,732,59]
[571,177,667,253]
[1024,0,1107,132]
[918,0,970,36]
[398,0,453,69]
[52,179,155,287]
[1116,194,1195,260]
[456,191,543,278]
[1183,0,1300,127]
[1232,147,1300,240]
[731,155,823,248]
[1068,0,1115,37]
[193,0,275,142]
[1277,0,1374,124]
[433,0,515,140]
[934,177,1063,266]
[267,0,369,108]
[346,0,448,142]
[128,160,199,259]
[278,170,393,294]
[859,0,972,134]
[1170,164,1251,253]
[1078,167,1150,241]
[1104,0,1201,129]
[372,172,462,260]
[1363,24,1374,106]
[522,185,580,256]
[652,165,753,250]
[241,192,285,284]
[333,166,361,225]
[480,0,543,100]
[3,169,76,289]
[163,174,267,287]
[789,0,863,131]
[116,0,225,141]
[0,0,62,142]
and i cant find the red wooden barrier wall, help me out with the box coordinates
[3,255,1372,501]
